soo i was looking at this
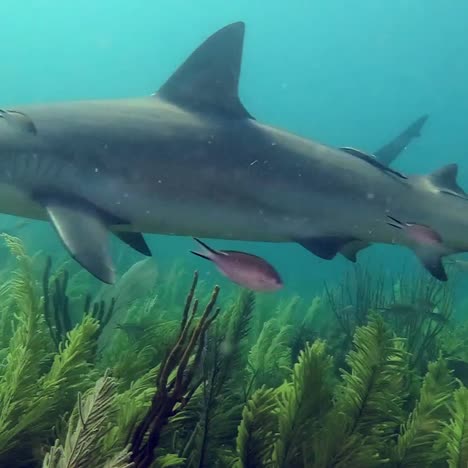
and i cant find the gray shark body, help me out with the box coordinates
[0,22,462,283]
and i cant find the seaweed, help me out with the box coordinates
[0,235,101,465]
[272,340,334,467]
[392,357,455,466]
[183,290,255,467]
[247,318,292,393]
[130,272,221,468]
[442,386,468,467]
[42,255,116,349]
[384,272,453,373]
[42,371,133,468]
[325,264,388,353]
[235,386,279,468]
[0,236,466,468]
[313,316,408,467]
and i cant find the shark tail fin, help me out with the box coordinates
[155,22,253,119]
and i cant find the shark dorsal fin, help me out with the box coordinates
[156,22,253,119]
[429,164,467,198]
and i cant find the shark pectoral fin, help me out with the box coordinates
[298,236,356,260]
[156,22,253,119]
[413,246,448,282]
[44,201,115,284]
[113,231,152,256]
[340,240,371,263]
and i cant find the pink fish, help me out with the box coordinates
[190,238,283,292]
[387,215,442,245]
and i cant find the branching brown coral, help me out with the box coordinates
[130,271,220,468]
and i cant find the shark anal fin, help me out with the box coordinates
[340,240,371,262]
[298,236,356,260]
[414,247,448,282]
[114,231,152,256]
[339,146,407,179]
[156,22,253,119]
[42,199,115,284]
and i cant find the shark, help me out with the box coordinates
[374,114,428,167]
[0,22,462,283]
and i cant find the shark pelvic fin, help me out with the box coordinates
[42,198,115,284]
[413,246,448,282]
[156,22,253,119]
[113,231,152,256]
[340,240,371,262]
[339,146,407,179]
[298,236,357,260]
[428,164,467,199]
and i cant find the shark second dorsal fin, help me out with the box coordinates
[156,22,253,119]
[428,164,467,198]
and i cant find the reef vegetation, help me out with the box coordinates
[1,234,468,467]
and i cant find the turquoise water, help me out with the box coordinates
[1,0,468,294]
[2,3,468,467]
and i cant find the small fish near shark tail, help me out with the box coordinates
[386,215,449,282]
[334,115,430,263]
[190,237,222,260]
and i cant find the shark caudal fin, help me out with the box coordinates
[155,22,253,119]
